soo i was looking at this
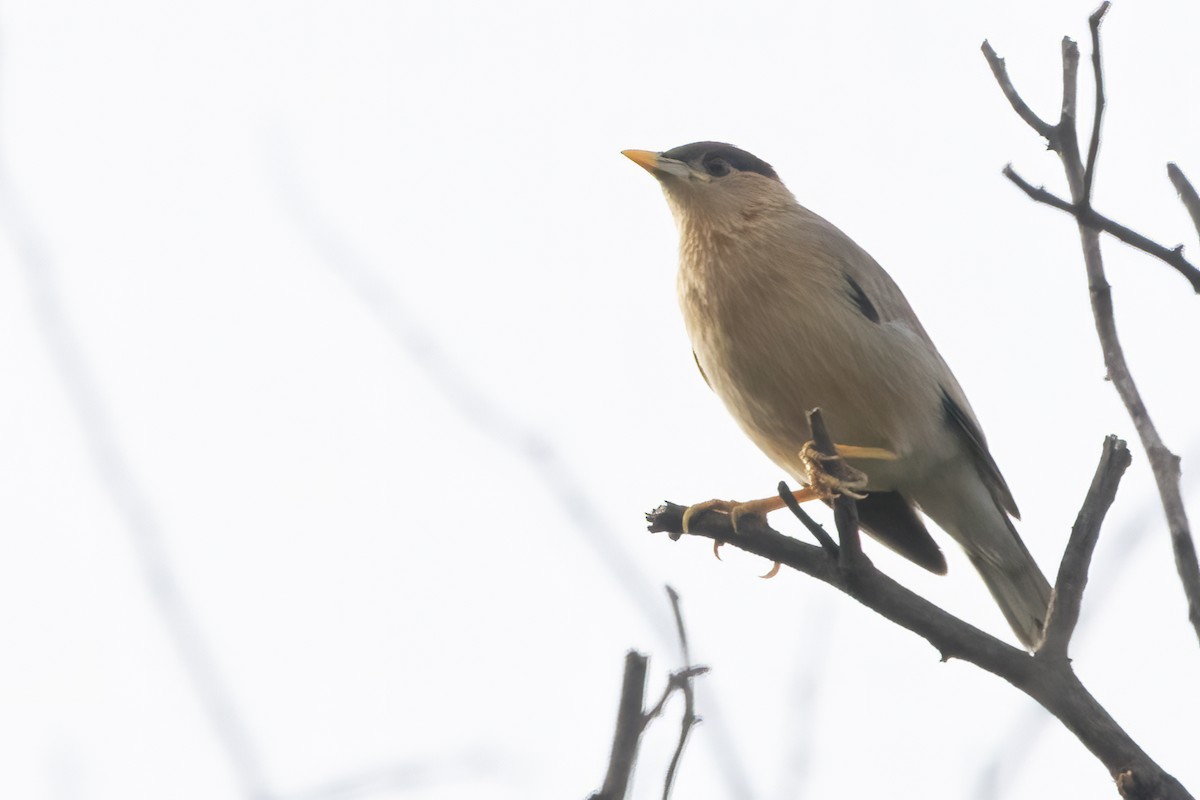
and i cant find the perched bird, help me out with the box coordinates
[624,142,1051,649]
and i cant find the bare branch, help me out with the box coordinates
[1168,162,1200,244]
[985,5,1200,643]
[1002,166,1200,292]
[980,41,1057,141]
[1059,37,1080,140]
[976,440,1200,794]
[647,438,1193,799]
[591,590,709,800]
[1039,436,1131,660]
[650,502,1023,667]
[592,652,650,800]
[1082,2,1111,199]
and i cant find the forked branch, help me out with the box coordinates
[649,436,1191,799]
[983,2,1200,644]
[589,588,709,800]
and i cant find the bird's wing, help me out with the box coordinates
[941,388,1020,518]
[837,244,935,338]
[693,350,711,389]
[839,243,1020,519]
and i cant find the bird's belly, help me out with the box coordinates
[687,305,952,493]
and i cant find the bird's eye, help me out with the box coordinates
[704,158,731,177]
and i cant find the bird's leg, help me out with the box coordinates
[681,444,889,530]
[834,443,899,462]
[683,442,889,572]
[682,488,822,559]
[681,487,824,536]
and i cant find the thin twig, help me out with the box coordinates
[778,480,838,556]
[983,24,1200,294]
[805,408,863,567]
[980,42,1056,140]
[590,591,710,800]
[661,588,705,800]
[1059,37,1080,141]
[1168,163,1200,244]
[1039,436,1131,661]
[1002,166,1200,292]
[644,666,710,723]
[1082,3,1111,199]
[666,586,692,664]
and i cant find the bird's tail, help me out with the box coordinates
[966,532,1052,651]
[912,471,1052,650]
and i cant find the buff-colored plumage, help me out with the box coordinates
[626,142,1051,649]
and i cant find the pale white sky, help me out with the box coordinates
[1,1,1198,798]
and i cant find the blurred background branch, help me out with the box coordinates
[0,153,269,800]
[589,588,708,800]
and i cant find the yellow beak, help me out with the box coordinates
[622,149,661,174]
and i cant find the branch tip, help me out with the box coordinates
[1041,436,1132,659]
[778,480,838,556]
[1166,163,1200,248]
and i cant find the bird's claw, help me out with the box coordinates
[798,441,870,500]
[681,498,780,576]
[681,499,738,534]
[728,503,768,533]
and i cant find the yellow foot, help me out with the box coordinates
[798,441,873,500]
[681,500,734,561]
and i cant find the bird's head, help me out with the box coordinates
[622,142,794,233]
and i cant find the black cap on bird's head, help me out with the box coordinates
[660,142,779,181]
[622,142,779,184]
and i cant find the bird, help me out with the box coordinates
[624,142,1051,650]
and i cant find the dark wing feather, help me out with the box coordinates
[941,389,1020,518]
[843,273,881,323]
[855,491,947,575]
